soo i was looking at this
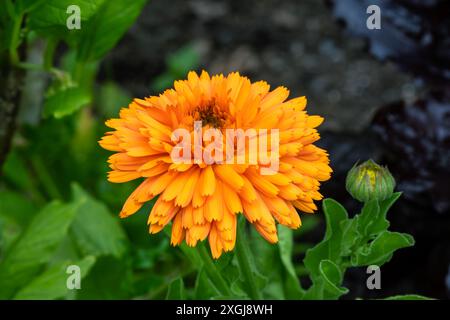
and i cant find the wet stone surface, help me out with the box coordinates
[329,0,450,85]
[373,91,450,215]
[101,0,414,133]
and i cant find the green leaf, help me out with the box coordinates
[0,190,37,254]
[96,82,131,118]
[151,72,177,93]
[49,234,81,265]
[177,242,203,267]
[70,183,128,258]
[2,151,35,192]
[340,218,360,256]
[0,0,15,35]
[384,294,434,300]
[304,198,348,279]
[356,200,380,237]
[277,225,303,298]
[352,231,415,266]
[76,256,134,299]
[0,3,14,52]
[77,0,147,61]
[196,263,248,300]
[322,199,349,254]
[167,45,199,76]
[303,199,352,300]
[13,256,96,300]
[0,214,21,256]
[151,45,200,92]
[18,0,47,13]
[133,242,169,270]
[318,260,348,299]
[135,273,165,299]
[229,278,250,298]
[379,192,402,216]
[194,268,221,299]
[319,260,342,286]
[0,200,81,299]
[166,277,186,300]
[28,0,105,45]
[0,190,36,227]
[304,242,328,282]
[44,86,91,118]
[367,192,401,236]
[235,219,267,299]
[1,0,15,20]
[303,259,348,300]
[297,215,320,235]
[249,229,285,299]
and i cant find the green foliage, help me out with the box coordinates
[151,45,199,92]
[167,46,200,77]
[194,269,221,299]
[166,278,186,300]
[43,86,91,118]
[0,201,80,299]
[351,231,414,266]
[0,190,37,255]
[303,199,349,299]
[166,191,418,300]
[0,181,143,300]
[14,256,96,300]
[1,151,34,192]
[76,256,134,299]
[70,183,128,258]
[28,0,106,44]
[303,193,415,300]
[77,0,147,62]
[0,190,36,228]
[277,226,304,298]
[1,0,148,118]
[96,82,131,118]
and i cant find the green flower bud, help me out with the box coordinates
[345,159,396,202]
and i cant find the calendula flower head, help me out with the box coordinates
[99,71,332,258]
[346,159,395,203]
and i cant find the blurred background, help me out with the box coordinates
[1,0,449,299]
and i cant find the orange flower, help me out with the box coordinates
[99,71,331,258]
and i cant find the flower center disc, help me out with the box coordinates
[193,104,227,129]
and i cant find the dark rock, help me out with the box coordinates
[372,91,450,214]
[99,0,411,132]
[329,0,450,85]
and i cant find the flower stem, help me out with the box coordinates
[30,155,62,199]
[198,244,232,297]
[44,38,58,70]
[235,224,263,300]
[9,12,24,65]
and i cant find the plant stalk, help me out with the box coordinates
[235,224,263,300]
[198,244,232,297]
